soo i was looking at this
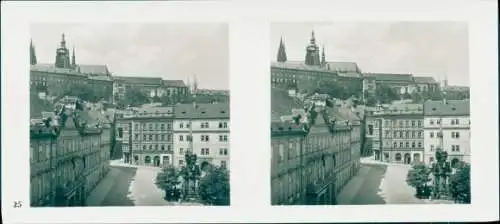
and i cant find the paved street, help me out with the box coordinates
[337,159,454,205]
[86,166,137,206]
[336,164,387,205]
[86,161,204,206]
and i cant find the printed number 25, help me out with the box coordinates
[13,201,23,208]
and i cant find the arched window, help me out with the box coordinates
[395,153,402,161]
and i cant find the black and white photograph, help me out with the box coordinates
[1,1,498,223]
[29,23,230,207]
[270,22,471,205]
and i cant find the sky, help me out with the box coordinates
[31,23,229,90]
[271,22,469,86]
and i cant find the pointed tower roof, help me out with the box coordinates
[60,33,67,48]
[72,46,76,67]
[30,39,37,65]
[321,45,326,64]
[310,30,316,44]
[277,37,288,62]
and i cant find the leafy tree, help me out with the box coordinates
[449,161,471,204]
[123,88,150,107]
[198,165,230,205]
[374,84,400,104]
[410,91,423,103]
[156,165,182,202]
[406,163,432,198]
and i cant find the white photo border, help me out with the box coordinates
[1,0,498,223]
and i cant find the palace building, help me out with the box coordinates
[270,87,362,205]
[112,76,189,103]
[271,31,363,93]
[30,34,113,102]
[272,31,439,99]
[30,101,112,206]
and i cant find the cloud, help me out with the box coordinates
[31,23,229,89]
[271,22,469,86]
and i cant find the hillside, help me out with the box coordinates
[271,88,304,122]
[30,92,54,119]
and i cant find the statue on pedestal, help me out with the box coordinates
[431,149,452,199]
[182,151,201,201]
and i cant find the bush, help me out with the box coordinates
[406,163,432,198]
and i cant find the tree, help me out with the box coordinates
[156,165,182,201]
[122,88,150,107]
[410,91,423,103]
[449,162,471,203]
[375,84,400,104]
[406,163,432,198]
[198,166,230,205]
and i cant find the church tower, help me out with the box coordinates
[71,46,76,69]
[305,30,321,66]
[55,33,71,69]
[277,37,287,62]
[321,45,326,66]
[30,39,37,65]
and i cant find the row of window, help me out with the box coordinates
[429,131,461,138]
[133,144,172,151]
[429,119,467,125]
[30,137,102,164]
[128,123,173,131]
[178,147,229,156]
[388,141,423,149]
[385,130,423,139]
[429,144,461,152]
[123,121,229,131]
[383,119,423,128]
[134,134,173,141]
[178,134,229,142]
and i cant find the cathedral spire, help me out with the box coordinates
[310,30,316,45]
[71,46,76,68]
[55,33,71,68]
[61,33,66,48]
[30,39,37,65]
[305,30,321,66]
[321,45,326,64]
[277,37,288,62]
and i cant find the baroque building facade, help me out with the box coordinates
[367,103,425,164]
[30,104,112,207]
[270,106,361,205]
[116,107,175,166]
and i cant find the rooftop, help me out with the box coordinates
[174,103,229,119]
[76,64,110,76]
[424,100,470,116]
[271,121,307,136]
[113,76,163,85]
[271,60,361,73]
[163,80,187,87]
[30,64,85,77]
[413,76,437,84]
[363,73,414,82]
